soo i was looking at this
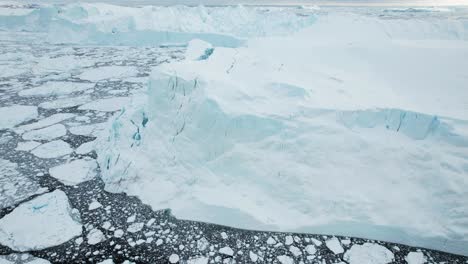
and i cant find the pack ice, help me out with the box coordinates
[95,8,468,255]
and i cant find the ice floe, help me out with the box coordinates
[344,243,394,264]
[78,97,131,112]
[49,159,97,185]
[79,66,138,82]
[0,105,37,130]
[15,141,41,151]
[0,190,82,251]
[31,140,72,158]
[22,124,66,141]
[39,96,92,109]
[15,113,75,133]
[0,158,45,209]
[18,82,94,97]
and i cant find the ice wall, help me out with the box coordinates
[96,13,468,255]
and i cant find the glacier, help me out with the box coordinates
[89,5,468,256]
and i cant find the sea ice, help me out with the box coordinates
[87,228,105,245]
[0,254,51,264]
[49,159,97,186]
[405,252,426,264]
[15,141,41,151]
[18,82,94,97]
[79,66,138,82]
[22,124,66,141]
[39,96,92,109]
[69,123,106,137]
[343,243,394,264]
[0,105,37,130]
[31,140,72,158]
[15,113,75,133]
[0,190,82,251]
[326,238,344,254]
[78,97,131,112]
[75,140,96,154]
[0,158,44,209]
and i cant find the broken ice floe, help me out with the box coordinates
[49,158,97,186]
[0,190,82,251]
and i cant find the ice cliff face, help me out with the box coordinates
[72,3,468,255]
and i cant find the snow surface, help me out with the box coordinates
[49,159,97,186]
[94,5,468,256]
[0,190,82,251]
[0,105,37,130]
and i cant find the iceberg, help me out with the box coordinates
[95,7,468,256]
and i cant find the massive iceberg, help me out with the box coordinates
[93,5,468,256]
[6,2,466,255]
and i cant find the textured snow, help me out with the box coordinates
[0,105,37,130]
[344,243,394,264]
[49,159,97,186]
[31,140,73,158]
[0,190,82,251]
[22,124,66,141]
[18,82,94,97]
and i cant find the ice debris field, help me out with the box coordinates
[0,1,468,263]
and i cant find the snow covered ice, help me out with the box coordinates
[93,3,468,256]
[0,190,82,251]
[1,1,468,261]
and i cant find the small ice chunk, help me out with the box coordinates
[219,246,234,256]
[187,257,208,264]
[97,259,114,264]
[266,237,276,245]
[31,140,72,158]
[344,243,394,264]
[0,105,37,130]
[146,218,156,226]
[78,97,131,112]
[127,222,144,233]
[15,141,41,151]
[156,238,163,246]
[19,82,94,97]
[197,237,209,251]
[311,238,322,246]
[0,190,82,251]
[22,124,66,141]
[326,237,344,254]
[49,159,97,185]
[285,235,293,245]
[76,140,96,155]
[220,232,228,239]
[277,255,293,264]
[87,229,105,245]
[114,229,124,238]
[405,252,426,264]
[289,245,301,257]
[249,251,258,262]
[127,214,136,223]
[169,254,179,263]
[88,200,102,210]
[305,245,316,255]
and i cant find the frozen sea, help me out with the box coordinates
[0,1,468,263]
